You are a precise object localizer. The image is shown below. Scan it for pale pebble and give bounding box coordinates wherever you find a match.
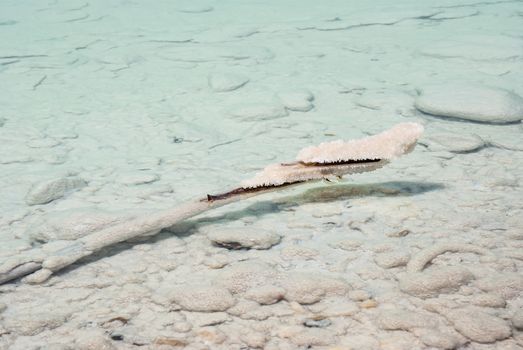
[441,306,512,343]
[75,330,116,350]
[2,311,68,336]
[280,273,350,304]
[116,172,159,185]
[415,84,523,124]
[278,326,336,347]
[196,327,227,344]
[399,266,474,298]
[413,328,465,350]
[165,284,236,312]
[278,89,314,112]
[424,132,485,153]
[512,309,523,330]
[475,273,523,299]
[244,285,285,305]
[240,330,267,348]
[208,72,249,92]
[374,251,410,268]
[308,297,359,317]
[377,309,437,330]
[185,312,230,327]
[218,261,279,294]
[229,102,288,121]
[25,176,87,205]
[27,207,129,242]
[207,228,281,250]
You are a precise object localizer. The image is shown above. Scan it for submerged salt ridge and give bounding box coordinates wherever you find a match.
[0,0,522,349]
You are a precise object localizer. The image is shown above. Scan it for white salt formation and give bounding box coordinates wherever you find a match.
[297,122,424,164]
[241,122,424,188]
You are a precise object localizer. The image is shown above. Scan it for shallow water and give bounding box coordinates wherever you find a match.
[1,0,522,349]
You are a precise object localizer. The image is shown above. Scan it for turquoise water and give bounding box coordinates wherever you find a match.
[1,1,522,349]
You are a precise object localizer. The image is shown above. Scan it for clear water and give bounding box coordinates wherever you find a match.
[0,1,522,349]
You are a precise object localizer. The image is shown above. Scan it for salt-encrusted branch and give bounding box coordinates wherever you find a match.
[0,122,424,285]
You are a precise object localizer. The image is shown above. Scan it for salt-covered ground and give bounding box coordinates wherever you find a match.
[1,0,523,349]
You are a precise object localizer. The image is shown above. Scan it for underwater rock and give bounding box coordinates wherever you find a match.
[348,289,371,301]
[176,4,214,13]
[374,251,410,269]
[153,337,187,347]
[166,284,236,312]
[419,35,523,61]
[331,239,362,251]
[353,90,414,114]
[244,285,285,305]
[387,229,411,238]
[229,102,288,121]
[37,343,73,350]
[438,306,511,343]
[377,309,437,330]
[304,318,332,328]
[415,84,523,123]
[307,296,359,317]
[185,312,230,327]
[512,309,523,330]
[226,300,273,320]
[116,172,159,186]
[207,228,281,250]
[337,335,380,350]
[278,326,336,347]
[475,273,523,299]
[25,176,87,205]
[172,321,192,333]
[280,245,319,260]
[278,89,314,112]
[280,272,350,304]
[26,137,61,148]
[468,294,506,308]
[226,299,260,317]
[399,266,474,298]
[2,311,68,336]
[240,330,267,348]
[423,132,485,153]
[208,72,249,92]
[0,150,33,164]
[196,327,227,345]
[75,330,116,350]
[203,254,229,269]
[218,261,279,294]
[27,207,129,242]
[412,328,465,350]
[360,299,378,309]
[22,268,53,284]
